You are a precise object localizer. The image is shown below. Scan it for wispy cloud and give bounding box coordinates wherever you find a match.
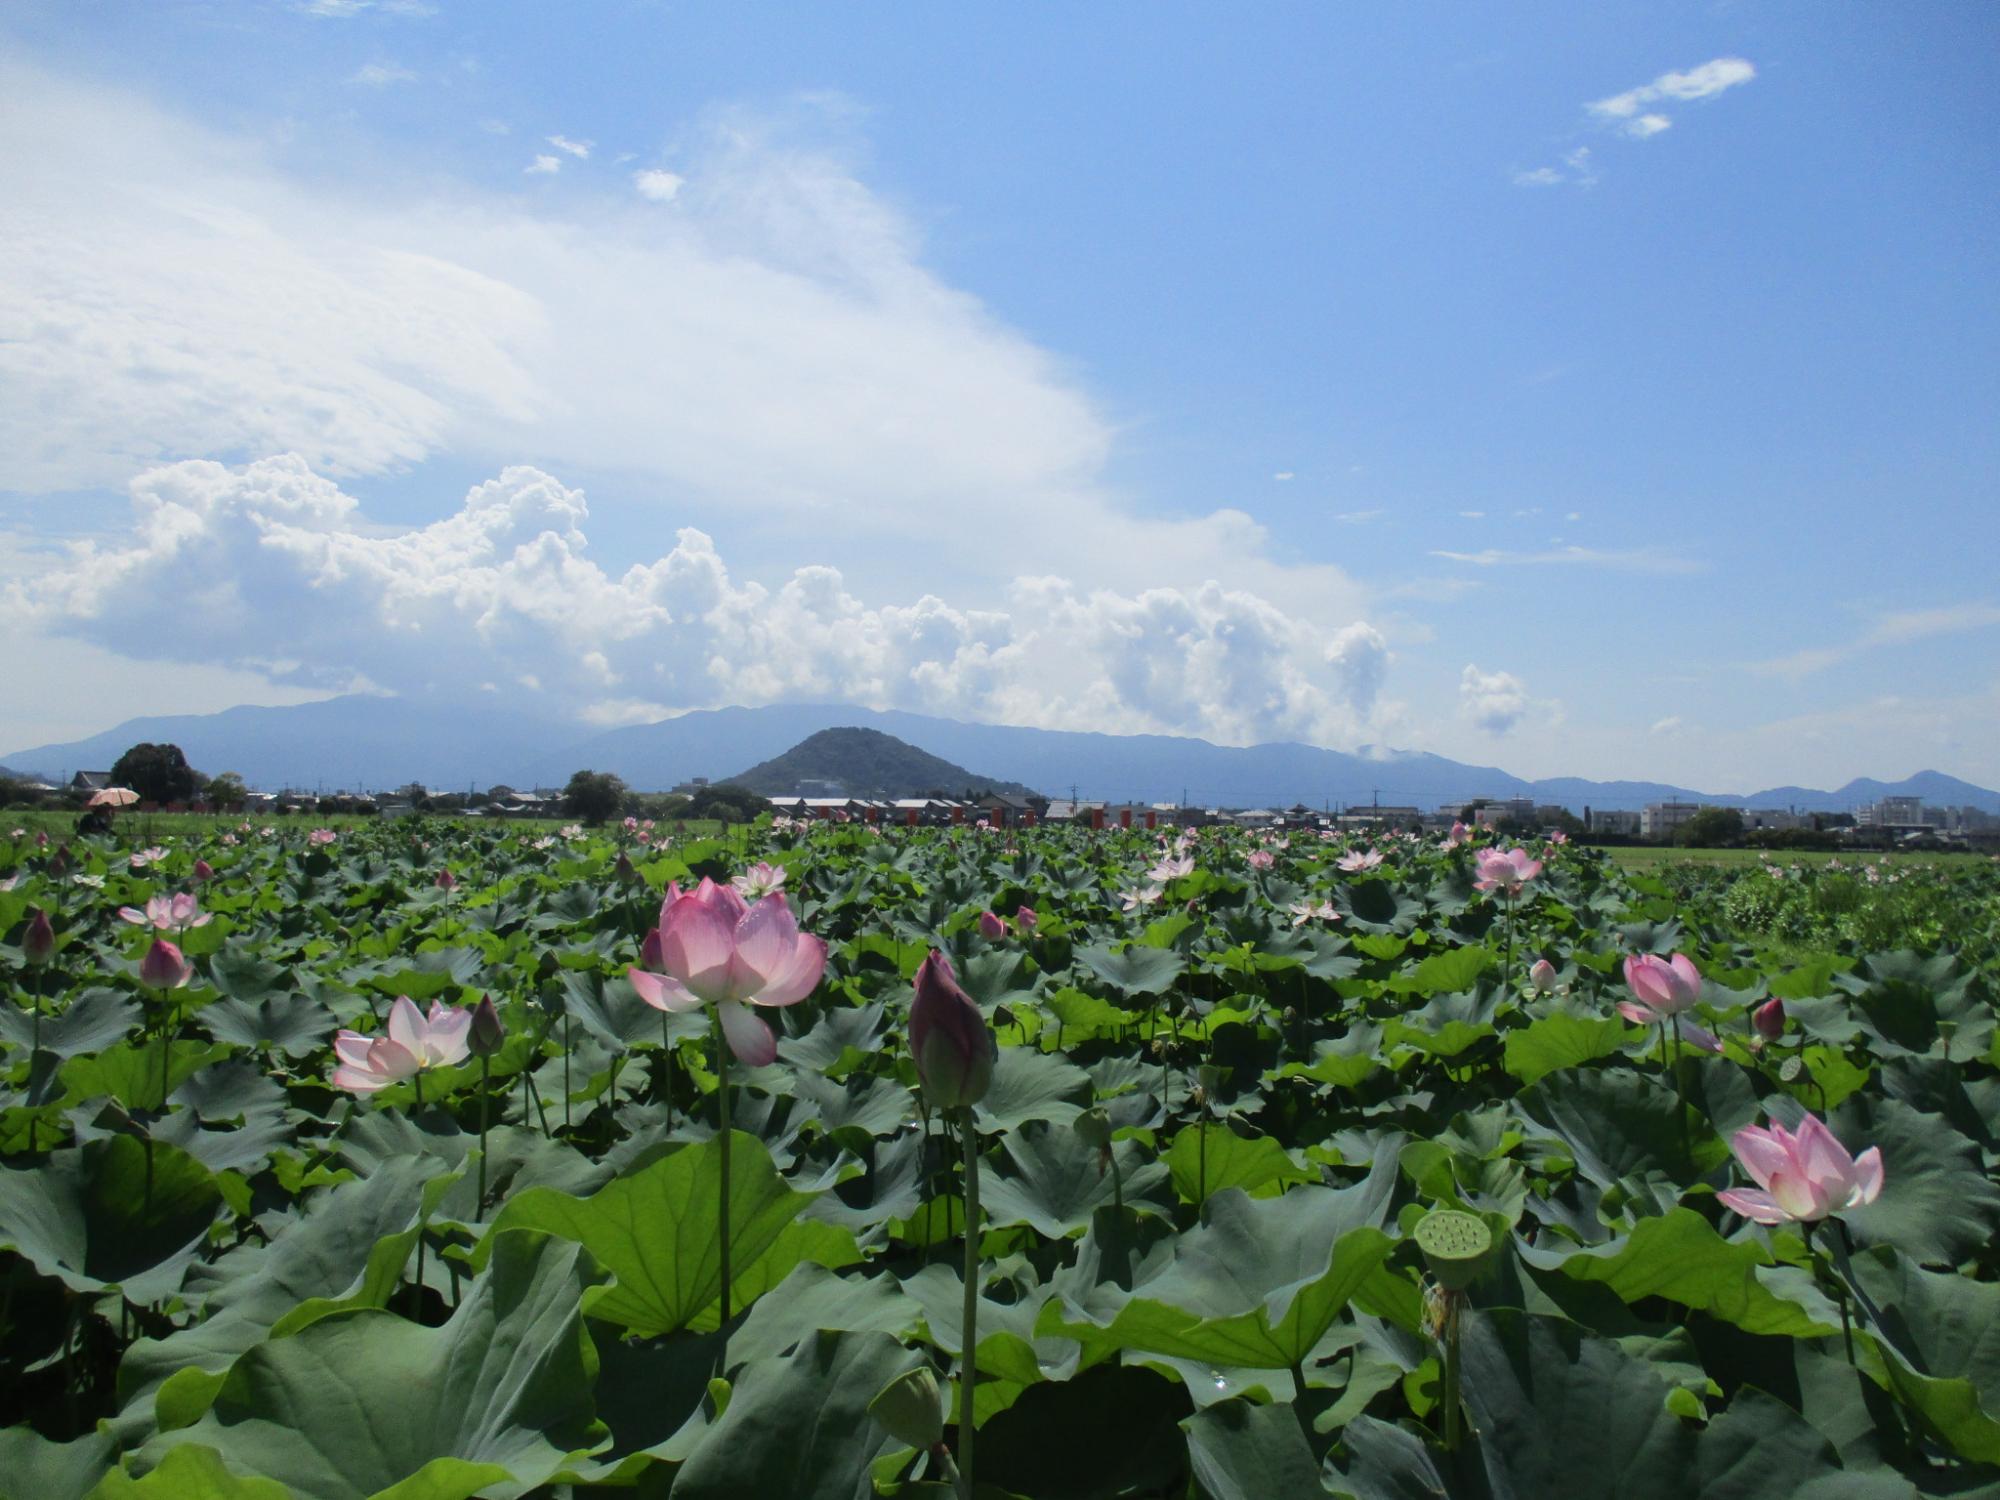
[1512,146,1597,190]
[1272,471,1294,482]
[297,0,435,17]
[1589,57,1756,138]
[1335,509,1384,525]
[525,153,561,175]
[1750,602,2000,679]
[546,134,593,160]
[348,61,416,87]
[632,168,684,202]
[1430,545,1700,574]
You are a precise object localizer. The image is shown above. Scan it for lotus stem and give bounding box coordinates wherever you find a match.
[713,1007,733,1364]
[476,1054,490,1213]
[1441,1288,1464,1452]
[957,1103,981,1500]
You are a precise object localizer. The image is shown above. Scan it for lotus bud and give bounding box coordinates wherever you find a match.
[469,994,506,1056]
[48,845,71,877]
[1528,958,1557,993]
[869,1365,945,1451]
[434,867,457,890]
[191,858,215,884]
[615,851,638,882]
[138,937,194,991]
[1015,905,1039,932]
[977,909,1008,940]
[638,926,665,971]
[1752,998,1785,1042]
[909,950,996,1109]
[22,906,54,966]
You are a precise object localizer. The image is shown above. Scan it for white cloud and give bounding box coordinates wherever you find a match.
[5,456,1396,751]
[1457,510,1485,519]
[297,0,435,16]
[632,168,684,202]
[349,62,416,87]
[525,153,561,174]
[1748,601,2000,679]
[1512,167,1563,188]
[1459,664,1551,737]
[1650,715,1683,735]
[1430,545,1700,574]
[546,134,593,159]
[1589,57,1755,136]
[1514,146,1598,191]
[1335,509,1383,524]
[1272,471,1294,482]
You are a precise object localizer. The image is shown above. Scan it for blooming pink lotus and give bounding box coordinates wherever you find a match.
[1443,821,1470,849]
[1619,952,1721,1052]
[1247,849,1276,871]
[307,828,337,847]
[119,893,212,931]
[1120,884,1164,912]
[909,950,996,1108]
[1147,854,1195,883]
[1288,899,1340,926]
[1337,850,1384,874]
[138,938,195,991]
[1717,1113,1884,1225]
[1473,847,1542,895]
[627,878,827,1066]
[331,997,474,1093]
[731,862,787,900]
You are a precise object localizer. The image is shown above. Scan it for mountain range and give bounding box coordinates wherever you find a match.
[6,696,1997,814]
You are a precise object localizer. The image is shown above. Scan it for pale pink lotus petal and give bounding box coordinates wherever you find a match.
[385,996,426,1053]
[628,968,705,1013]
[1771,1169,1832,1221]
[333,1031,376,1067]
[730,895,800,986]
[688,876,750,927]
[1667,954,1702,999]
[331,1063,391,1093]
[118,906,148,926]
[718,1000,777,1066]
[1624,955,1674,1010]
[1849,1147,1886,1206]
[1791,1113,1852,1191]
[1730,1126,1793,1192]
[1675,1017,1723,1054]
[662,899,737,1001]
[421,1004,473,1067]
[752,932,827,1009]
[1616,1000,1659,1025]
[1717,1187,1790,1225]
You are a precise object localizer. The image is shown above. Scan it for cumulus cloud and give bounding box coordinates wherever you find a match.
[1589,57,1755,136]
[632,168,684,202]
[7,456,1396,749]
[1459,664,1546,736]
[525,153,561,174]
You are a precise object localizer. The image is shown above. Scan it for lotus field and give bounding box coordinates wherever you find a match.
[5,816,2000,1499]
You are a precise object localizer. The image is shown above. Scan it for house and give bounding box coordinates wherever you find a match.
[71,771,113,792]
[972,793,1046,828]
[1640,801,1705,840]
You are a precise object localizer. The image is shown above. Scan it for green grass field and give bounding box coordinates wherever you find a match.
[1606,844,1989,870]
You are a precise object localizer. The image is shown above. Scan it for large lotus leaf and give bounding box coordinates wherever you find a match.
[1820,1096,2000,1265]
[60,1040,232,1113]
[204,951,292,1007]
[792,1068,913,1140]
[806,1128,930,1233]
[1847,1244,2000,1463]
[1500,1008,1626,1088]
[1385,946,1494,997]
[0,988,140,1062]
[1517,1066,1726,1191]
[1278,1024,1384,1091]
[118,1156,440,1414]
[0,1135,222,1301]
[1075,943,1187,998]
[1695,1388,1917,1500]
[86,1445,291,1500]
[142,1230,607,1500]
[1337,880,1423,934]
[972,1048,1094,1132]
[1046,1165,1398,1369]
[982,1119,1170,1237]
[977,1362,1192,1500]
[199,994,335,1058]
[478,1131,809,1336]
[955,948,1041,1010]
[1521,1208,1838,1337]
[727,1262,922,1368]
[553,969,659,1053]
[1382,988,1498,1060]
[361,945,486,1001]
[777,1000,887,1077]
[150,1102,294,1178]
[1833,951,1989,1062]
[0,1427,117,1500]
[1459,1310,1693,1500]
[1166,1122,1313,1206]
[1183,1398,1331,1500]
[1329,1413,1456,1500]
[669,1329,921,1500]
[171,1059,288,1124]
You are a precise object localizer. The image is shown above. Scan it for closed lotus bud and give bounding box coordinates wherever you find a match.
[48,846,70,877]
[909,950,996,1109]
[434,867,457,890]
[1753,998,1785,1042]
[638,926,665,971]
[138,937,194,991]
[1015,905,1039,932]
[869,1365,945,1451]
[615,851,638,882]
[977,909,1008,940]
[1528,958,1557,993]
[191,859,215,884]
[469,994,506,1056]
[22,906,54,966]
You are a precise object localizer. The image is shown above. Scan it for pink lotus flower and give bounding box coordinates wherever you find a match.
[307,828,337,846]
[1288,899,1340,926]
[1717,1114,1884,1225]
[1547,830,1569,846]
[1247,849,1276,871]
[1147,854,1195,883]
[627,878,827,1066]
[22,907,55,966]
[129,847,170,868]
[909,950,996,1109]
[120,893,211,931]
[1619,953,1702,1021]
[1528,958,1557,993]
[1443,821,1470,849]
[1120,884,1164,912]
[1015,905,1039,932]
[731,862,787,900]
[191,858,215,883]
[1337,850,1384,874]
[138,938,195,991]
[1752,998,1786,1042]
[434,868,457,890]
[1473,847,1542,895]
[977,909,1009,940]
[331,997,474,1093]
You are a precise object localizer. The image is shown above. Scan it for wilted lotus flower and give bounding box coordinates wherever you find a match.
[331,996,474,1093]
[1015,905,1039,932]
[1718,1113,1884,1225]
[22,907,54,966]
[977,909,1008,940]
[138,938,195,991]
[627,878,827,1066]
[1528,958,1557,993]
[909,950,996,1109]
[1473,848,1542,895]
[1752,997,1786,1042]
[119,893,212,931]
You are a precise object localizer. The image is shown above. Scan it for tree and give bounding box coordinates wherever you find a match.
[685,783,769,825]
[562,769,628,825]
[1675,807,1745,848]
[207,772,249,811]
[110,742,197,806]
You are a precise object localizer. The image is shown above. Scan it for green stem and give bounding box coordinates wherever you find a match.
[476,1055,490,1214]
[957,1105,981,1500]
[1196,1119,1207,1210]
[28,970,41,1155]
[564,1014,573,1132]
[713,1008,733,1362]
[1442,1290,1463,1452]
[413,1071,424,1112]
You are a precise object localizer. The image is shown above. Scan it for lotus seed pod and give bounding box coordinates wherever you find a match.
[869,1365,945,1451]
[1415,1209,1495,1291]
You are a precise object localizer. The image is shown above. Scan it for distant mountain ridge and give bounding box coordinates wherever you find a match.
[7,696,1998,815]
[724,727,1039,800]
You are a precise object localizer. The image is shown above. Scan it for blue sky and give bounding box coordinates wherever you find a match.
[2,1,1996,791]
